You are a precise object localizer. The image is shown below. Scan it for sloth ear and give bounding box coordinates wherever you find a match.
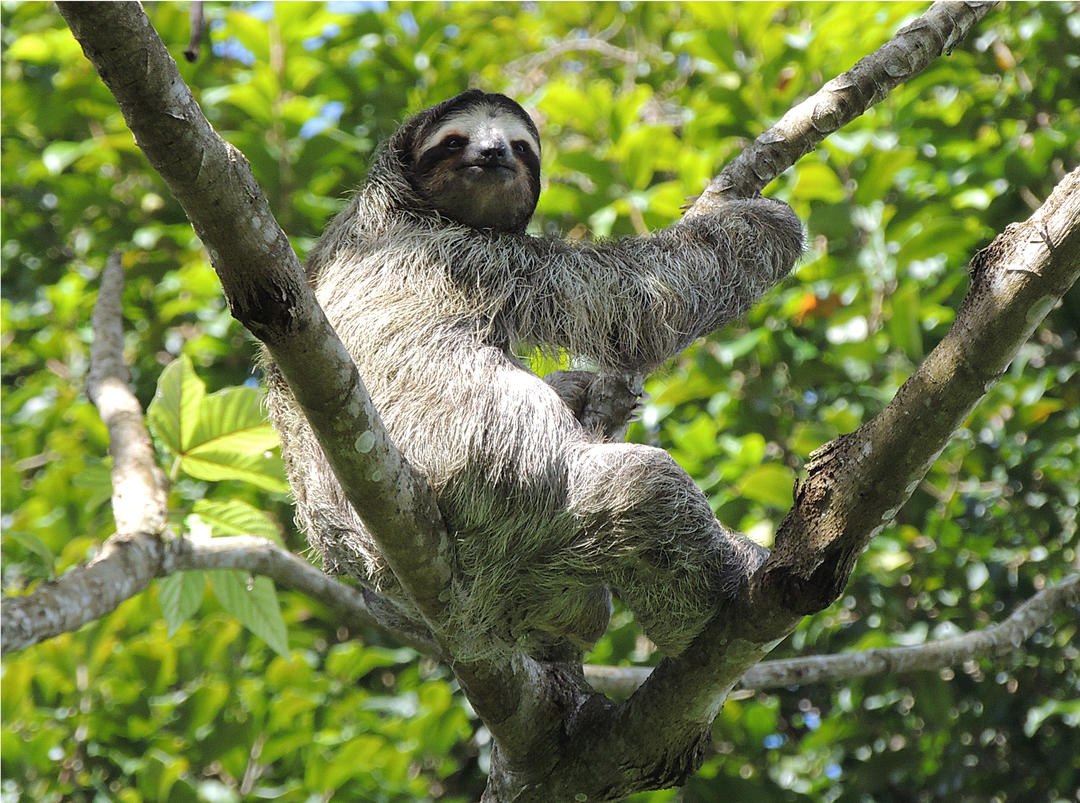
[390,116,424,167]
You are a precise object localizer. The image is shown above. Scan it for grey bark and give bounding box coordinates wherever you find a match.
[584,574,1080,696]
[2,255,431,656]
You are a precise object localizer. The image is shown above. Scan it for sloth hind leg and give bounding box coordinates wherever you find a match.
[564,442,768,655]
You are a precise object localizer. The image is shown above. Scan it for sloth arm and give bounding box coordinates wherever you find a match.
[501,198,803,372]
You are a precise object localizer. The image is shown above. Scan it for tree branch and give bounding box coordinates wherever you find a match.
[696,0,1000,204]
[55,0,454,641]
[175,535,441,656]
[2,254,436,657]
[87,253,169,538]
[583,574,1080,696]
[0,532,442,658]
[55,0,539,757]
[2,252,170,654]
[766,166,1080,617]
[589,167,1080,786]
[2,534,163,655]
[183,1,205,63]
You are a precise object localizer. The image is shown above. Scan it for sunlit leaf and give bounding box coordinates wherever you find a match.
[793,161,847,203]
[192,498,282,543]
[187,386,279,456]
[41,140,97,175]
[147,355,205,454]
[735,464,796,509]
[887,283,923,362]
[208,570,289,659]
[159,571,206,636]
[179,451,289,493]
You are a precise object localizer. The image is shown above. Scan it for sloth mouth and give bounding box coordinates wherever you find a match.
[459,164,515,179]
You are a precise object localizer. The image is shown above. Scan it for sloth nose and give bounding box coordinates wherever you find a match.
[476,141,508,164]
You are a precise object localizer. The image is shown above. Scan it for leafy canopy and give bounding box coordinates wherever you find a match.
[2,3,1077,801]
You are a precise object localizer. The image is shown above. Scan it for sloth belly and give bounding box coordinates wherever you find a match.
[366,337,581,513]
[298,295,614,653]
[344,322,582,545]
[379,344,611,655]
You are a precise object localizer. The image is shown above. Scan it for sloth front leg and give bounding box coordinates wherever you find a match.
[543,370,645,442]
[563,441,768,654]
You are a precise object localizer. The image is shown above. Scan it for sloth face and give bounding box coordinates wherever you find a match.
[405,92,541,233]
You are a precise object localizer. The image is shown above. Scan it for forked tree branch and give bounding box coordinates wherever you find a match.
[3,255,171,655]
[0,532,439,657]
[55,1,456,645]
[1,255,433,656]
[598,167,1080,793]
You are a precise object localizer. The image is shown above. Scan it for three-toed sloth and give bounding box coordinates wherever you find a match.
[266,90,803,658]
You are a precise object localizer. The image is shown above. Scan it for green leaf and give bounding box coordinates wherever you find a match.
[954,187,993,210]
[1024,699,1080,737]
[887,283,923,362]
[793,161,848,203]
[158,571,206,636]
[6,28,82,63]
[191,498,282,543]
[711,329,767,366]
[222,9,273,67]
[209,570,289,659]
[148,361,283,488]
[896,216,975,264]
[3,530,56,570]
[147,354,204,454]
[735,464,796,509]
[42,141,97,175]
[855,147,917,205]
[70,459,114,512]
[650,374,723,407]
[741,698,779,741]
[187,386,280,456]
[179,451,288,493]
[325,643,417,681]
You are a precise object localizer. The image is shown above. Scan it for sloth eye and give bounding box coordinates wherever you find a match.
[444,135,467,150]
[512,140,529,155]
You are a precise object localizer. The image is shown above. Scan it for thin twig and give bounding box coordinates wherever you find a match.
[86,253,169,537]
[584,574,1080,696]
[183,1,205,63]
[2,256,436,656]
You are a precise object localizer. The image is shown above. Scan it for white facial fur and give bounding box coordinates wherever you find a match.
[415,106,540,158]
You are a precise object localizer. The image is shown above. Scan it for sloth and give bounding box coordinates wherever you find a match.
[265,90,803,658]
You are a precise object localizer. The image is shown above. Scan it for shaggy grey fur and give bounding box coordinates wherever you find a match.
[265,92,803,658]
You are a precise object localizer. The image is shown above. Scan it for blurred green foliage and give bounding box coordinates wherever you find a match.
[2,2,1078,801]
